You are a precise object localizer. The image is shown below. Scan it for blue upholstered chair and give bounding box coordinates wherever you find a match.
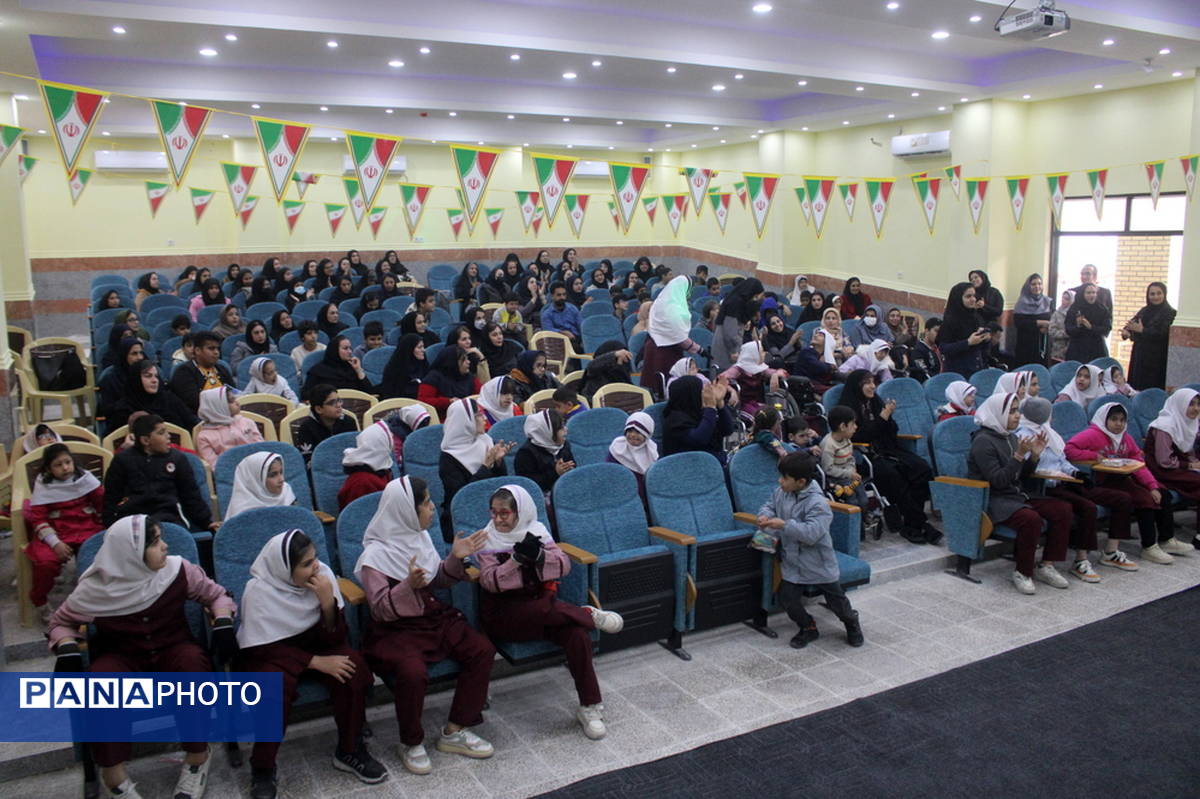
[565,407,627,467]
[291,300,327,323]
[310,431,361,518]
[969,367,1005,397]
[581,303,615,319]
[140,293,188,317]
[487,415,526,474]
[401,424,445,508]
[1049,360,1083,396]
[244,302,286,324]
[362,346,394,386]
[581,315,626,353]
[1133,388,1167,436]
[877,376,933,463]
[383,296,414,315]
[361,309,402,329]
[215,442,313,518]
[197,304,225,328]
[236,352,297,388]
[426,264,458,293]
[1015,363,1052,397]
[1050,400,1089,443]
[822,383,844,414]
[1090,356,1120,370]
[923,371,964,416]
[643,401,666,446]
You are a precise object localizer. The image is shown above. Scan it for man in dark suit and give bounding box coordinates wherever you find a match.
[169,330,234,412]
[1071,264,1113,309]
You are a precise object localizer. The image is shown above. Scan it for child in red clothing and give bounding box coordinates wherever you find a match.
[22,443,105,622]
[337,421,395,509]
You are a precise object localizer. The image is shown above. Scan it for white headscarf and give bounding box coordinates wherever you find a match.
[647,275,693,347]
[608,411,658,474]
[1090,401,1127,451]
[858,339,892,376]
[523,409,563,455]
[482,483,554,551]
[669,357,695,379]
[812,326,838,366]
[198,386,234,426]
[734,340,768,376]
[397,405,431,432]
[993,371,1030,397]
[68,515,184,616]
[441,398,493,474]
[342,421,395,472]
[24,425,62,453]
[354,476,442,583]
[1148,388,1199,453]
[1058,364,1103,407]
[940,381,977,415]
[226,452,296,519]
[243,357,296,401]
[30,464,102,506]
[1099,365,1127,395]
[236,529,343,649]
[478,376,515,422]
[974,392,1017,436]
[788,275,808,306]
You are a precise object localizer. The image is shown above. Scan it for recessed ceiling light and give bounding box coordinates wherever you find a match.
[567,144,573,149]
[510,53,521,61]
[931,30,950,40]
[842,120,850,125]
[664,123,673,128]
[712,126,720,130]
[750,134,758,139]
[225,33,238,42]
[388,59,404,67]
[886,2,900,9]
[1022,93,1032,99]
[592,60,602,67]
[562,71,577,79]
[752,3,773,13]
[1093,83,1103,89]
[419,46,431,54]
[319,106,328,111]
[960,96,969,102]
[969,14,982,22]
[506,114,515,120]
[734,73,744,80]
[1173,71,1184,77]
[855,85,865,92]
[712,83,726,91]
[1159,47,1171,55]
[432,140,438,144]
[887,113,895,119]
[648,148,654,152]
[938,106,946,111]
[221,134,229,139]
[910,91,920,97]
[667,66,677,73]
[616,120,624,125]
[448,111,457,116]
[198,47,218,57]
[801,126,809,131]
[102,131,111,136]
[112,25,126,34]
[562,117,571,122]
[250,103,260,109]
[797,80,808,86]
[691,143,697,147]
[385,108,394,114]
[720,139,726,143]
[330,136,338,141]
[37,129,45,134]
[1102,38,1115,46]
[522,142,529,146]
[757,129,764,133]
[326,40,338,48]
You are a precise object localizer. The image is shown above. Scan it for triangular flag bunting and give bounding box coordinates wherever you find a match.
[1006,176,1030,230]
[449,144,501,226]
[283,200,305,233]
[911,175,941,234]
[965,178,989,234]
[145,180,169,217]
[367,206,387,239]
[531,205,545,235]
[39,81,106,176]
[455,189,476,234]
[486,207,504,238]
[398,183,433,237]
[447,208,466,240]
[220,162,257,215]
[709,191,731,234]
[150,100,212,187]
[254,117,311,203]
[864,178,894,239]
[607,200,621,230]
[1144,161,1165,209]
[1046,173,1069,229]
[343,177,366,228]
[642,196,658,224]
[345,131,402,215]
[733,181,747,208]
[531,153,577,228]
[609,161,651,232]
[683,167,714,216]
[291,171,318,199]
[68,168,93,205]
[515,191,540,232]
[1181,155,1198,202]
[325,203,347,235]
[190,188,215,222]
[804,176,836,238]
[744,173,780,238]
[17,154,37,183]
[838,182,858,221]
[794,185,811,225]
[1086,168,1108,219]
[240,195,259,229]
[944,165,962,199]
[665,195,686,237]
[564,194,589,238]
[0,124,26,168]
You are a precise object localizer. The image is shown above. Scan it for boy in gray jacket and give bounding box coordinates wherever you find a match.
[757,452,864,649]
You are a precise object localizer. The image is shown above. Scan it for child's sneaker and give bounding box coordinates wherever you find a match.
[435,728,493,759]
[1099,549,1138,571]
[1160,537,1192,555]
[584,606,624,634]
[1034,562,1069,589]
[789,624,820,649]
[1012,570,1036,595]
[1069,559,1100,583]
[1141,544,1174,564]
[749,530,778,553]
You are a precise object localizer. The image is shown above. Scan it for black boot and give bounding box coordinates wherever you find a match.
[790,624,820,649]
[843,611,865,647]
[250,767,277,799]
[883,505,903,533]
[900,527,928,545]
[923,523,943,545]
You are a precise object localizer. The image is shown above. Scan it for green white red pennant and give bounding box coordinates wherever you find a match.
[965,178,989,234]
[283,200,305,233]
[292,172,317,199]
[804,176,836,238]
[455,189,475,234]
[325,203,347,235]
[221,162,257,215]
[39,81,107,176]
[343,177,366,228]
[368,206,387,239]
[1086,168,1108,219]
[150,100,212,187]
[398,183,433,237]
[18,154,36,183]
[608,161,651,232]
[1144,161,1165,209]
[450,144,501,226]
[531,205,545,235]
[684,167,714,216]
[190,188,215,222]
[485,208,504,238]
[838,182,857,221]
[709,192,731,234]
[145,180,169,217]
[665,194,687,237]
[240,196,259,229]
[607,200,620,231]
[733,181,747,208]
[447,208,466,240]
[515,191,540,232]
[0,124,25,168]
[1006,176,1030,230]
[642,196,658,224]
[531,153,577,228]
[1181,155,1198,202]
[864,178,894,239]
[944,165,962,199]
[911,175,941,234]
[1045,173,1069,228]
[68,168,94,205]
[254,117,311,203]
[345,131,402,217]
[564,194,589,238]
[743,173,780,238]
[793,185,811,225]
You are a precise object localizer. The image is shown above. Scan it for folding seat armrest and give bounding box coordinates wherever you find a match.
[828,501,860,514]
[558,542,597,565]
[731,512,760,527]
[337,578,365,605]
[934,476,989,489]
[648,526,696,546]
[464,565,481,581]
[314,511,336,524]
[897,434,923,440]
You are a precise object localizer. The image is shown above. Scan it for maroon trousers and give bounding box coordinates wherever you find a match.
[1047,483,1134,551]
[481,591,601,706]
[1097,474,1176,547]
[1000,497,1072,577]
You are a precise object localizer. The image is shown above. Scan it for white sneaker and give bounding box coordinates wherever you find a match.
[105,779,143,799]
[576,704,606,740]
[1159,538,1192,556]
[585,605,624,634]
[1099,549,1139,571]
[1034,563,1069,589]
[1011,570,1036,595]
[1141,544,1175,565]
[172,748,211,799]
[401,744,432,775]
[1069,559,1101,583]
[435,728,494,759]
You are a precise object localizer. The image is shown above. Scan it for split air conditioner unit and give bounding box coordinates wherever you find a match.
[572,160,610,178]
[93,150,169,172]
[891,130,950,158]
[341,154,407,176]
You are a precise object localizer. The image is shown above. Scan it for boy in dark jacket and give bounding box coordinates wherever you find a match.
[169,330,234,412]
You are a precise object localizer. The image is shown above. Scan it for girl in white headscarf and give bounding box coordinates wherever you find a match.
[194,386,264,468]
[226,451,297,519]
[46,515,236,799]
[937,381,977,420]
[640,275,703,399]
[1099,364,1138,398]
[1054,364,1103,408]
[993,370,1031,401]
[667,355,708,390]
[22,423,61,455]
[338,421,395,510]
[354,476,493,776]
[236,529,385,791]
[514,409,576,494]
[719,339,787,417]
[438,398,511,541]
[607,411,658,501]
[474,483,623,741]
[837,339,894,382]
[243,357,299,403]
[1145,389,1200,546]
[477,375,519,428]
[386,404,432,464]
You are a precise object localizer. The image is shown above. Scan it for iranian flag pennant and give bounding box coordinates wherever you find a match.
[283,200,305,233]
[150,100,212,187]
[665,194,687,237]
[531,153,577,228]
[220,162,257,215]
[515,191,540,232]
[486,207,504,238]
[642,195,658,224]
[911,175,941,234]
[709,191,731,234]
[292,171,318,199]
[1005,176,1030,230]
[531,205,545,235]
[240,195,259,229]
[17,153,37,183]
[450,144,501,226]
[1046,173,1069,229]
[325,203,347,235]
[564,194,589,238]
[793,185,811,225]
[864,178,894,239]
[733,181,747,208]
[838,182,858,221]
[368,206,388,239]
[1086,168,1108,219]
[447,208,466,240]
[1181,155,1198,202]
[68,168,94,205]
[683,167,714,215]
[343,176,366,228]
[607,200,620,230]
[0,124,25,168]
[398,183,433,237]
[965,178,989,234]
[190,188,215,222]
[804,176,836,238]
[455,189,476,234]
[944,165,962,199]
[345,131,402,216]
[1144,161,1165,209]
[145,180,169,217]
[39,81,107,176]
[744,173,780,238]
[254,117,311,203]
[609,161,651,232]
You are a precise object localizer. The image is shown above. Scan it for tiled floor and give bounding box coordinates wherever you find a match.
[5,533,1199,799]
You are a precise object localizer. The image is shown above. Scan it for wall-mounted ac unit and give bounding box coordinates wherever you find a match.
[93,150,168,172]
[891,130,950,158]
[341,154,407,175]
[573,160,610,178]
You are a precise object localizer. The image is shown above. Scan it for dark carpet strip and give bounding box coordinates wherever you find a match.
[539,587,1200,799]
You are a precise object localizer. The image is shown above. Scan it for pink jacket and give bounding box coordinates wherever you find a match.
[475,542,570,594]
[359,555,470,621]
[189,295,230,322]
[195,415,264,468]
[1064,424,1159,490]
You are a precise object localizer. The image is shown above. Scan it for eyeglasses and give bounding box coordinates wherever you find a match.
[488,508,514,519]
[323,398,344,407]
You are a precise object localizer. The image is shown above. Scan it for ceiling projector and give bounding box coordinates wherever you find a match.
[996,1,1071,40]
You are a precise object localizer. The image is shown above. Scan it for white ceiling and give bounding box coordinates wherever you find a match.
[1,0,1196,148]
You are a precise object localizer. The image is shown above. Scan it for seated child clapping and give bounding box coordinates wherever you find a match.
[821,405,881,538]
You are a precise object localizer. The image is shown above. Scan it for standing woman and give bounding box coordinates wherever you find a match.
[968,270,1004,324]
[237,530,385,798]
[937,282,990,377]
[438,398,511,539]
[1011,274,1053,366]
[712,277,764,370]
[1124,281,1176,391]
[839,277,872,320]
[1064,283,1112,362]
[640,275,702,397]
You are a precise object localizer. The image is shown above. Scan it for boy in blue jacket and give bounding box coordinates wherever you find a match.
[757,452,864,649]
